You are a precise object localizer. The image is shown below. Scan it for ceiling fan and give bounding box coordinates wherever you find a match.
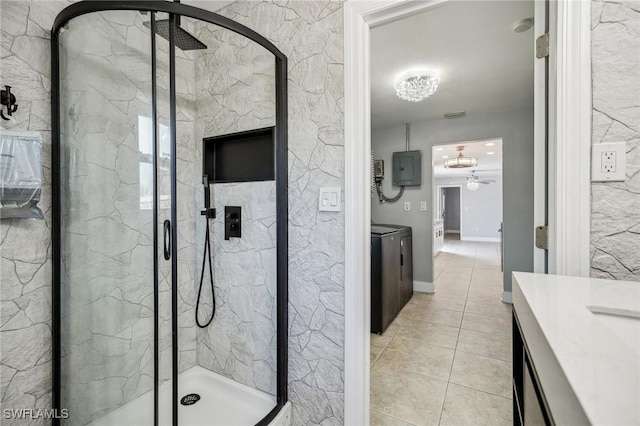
[451,170,496,191]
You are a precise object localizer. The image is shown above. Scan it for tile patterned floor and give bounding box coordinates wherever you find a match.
[370,236,512,426]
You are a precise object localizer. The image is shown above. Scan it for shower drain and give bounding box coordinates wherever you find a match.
[180,394,201,406]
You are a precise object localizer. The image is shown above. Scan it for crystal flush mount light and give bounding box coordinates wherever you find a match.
[444,145,478,168]
[395,70,440,102]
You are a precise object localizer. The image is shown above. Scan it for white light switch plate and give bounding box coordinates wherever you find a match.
[592,142,626,182]
[318,187,341,211]
[404,202,410,211]
[420,201,427,211]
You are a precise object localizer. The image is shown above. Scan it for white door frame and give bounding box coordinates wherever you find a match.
[343,0,591,424]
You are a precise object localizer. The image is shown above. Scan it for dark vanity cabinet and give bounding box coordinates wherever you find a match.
[513,313,553,426]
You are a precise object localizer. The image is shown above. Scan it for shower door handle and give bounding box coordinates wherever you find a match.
[163,220,171,260]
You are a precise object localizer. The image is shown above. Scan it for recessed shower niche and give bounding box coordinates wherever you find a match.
[51,2,288,425]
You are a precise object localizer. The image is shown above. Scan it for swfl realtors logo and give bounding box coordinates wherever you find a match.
[3,408,69,419]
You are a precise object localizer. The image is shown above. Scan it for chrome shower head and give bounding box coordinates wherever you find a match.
[143,19,207,51]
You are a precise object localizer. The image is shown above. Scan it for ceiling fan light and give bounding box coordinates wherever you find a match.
[467,180,479,191]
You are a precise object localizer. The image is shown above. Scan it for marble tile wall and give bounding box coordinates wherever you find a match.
[0,3,200,424]
[208,2,346,424]
[1,2,70,425]
[193,21,278,396]
[590,0,640,282]
[1,1,346,425]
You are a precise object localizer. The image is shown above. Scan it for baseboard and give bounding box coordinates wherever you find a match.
[414,281,435,293]
[445,230,460,234]
[501,291,512,304]
[461,237,501,242]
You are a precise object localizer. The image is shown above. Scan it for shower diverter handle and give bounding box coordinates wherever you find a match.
[163,220,171,260]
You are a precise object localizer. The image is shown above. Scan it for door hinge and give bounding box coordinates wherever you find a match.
[535,225,548,250]
[536,33,549,59]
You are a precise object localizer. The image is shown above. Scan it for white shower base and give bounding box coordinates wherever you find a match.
[89,366,289,426]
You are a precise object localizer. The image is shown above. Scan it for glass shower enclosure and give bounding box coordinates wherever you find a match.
[51,2,288,425]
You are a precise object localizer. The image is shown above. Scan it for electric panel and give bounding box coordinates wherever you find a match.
[392,150,421,186]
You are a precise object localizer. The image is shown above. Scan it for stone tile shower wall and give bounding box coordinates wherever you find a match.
[210,2,346,424]
[590,0,640,281]
[1,2,70,424]
[1,1,346,424]
[0,4,199,425]
[193,23,278,395]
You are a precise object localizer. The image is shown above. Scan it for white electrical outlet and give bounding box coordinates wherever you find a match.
[592,143,626,182]
[404,202,411,211]
[420,201,427,211]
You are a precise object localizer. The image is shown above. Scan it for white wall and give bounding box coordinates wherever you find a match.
[436,176,503,241]
[372,106,533,292]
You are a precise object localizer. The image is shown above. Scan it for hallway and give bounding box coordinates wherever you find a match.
[370,237,512,425]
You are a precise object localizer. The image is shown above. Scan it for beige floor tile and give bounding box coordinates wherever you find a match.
[413,294,466,312]
[396,302,416,319]
[370,409,417,426]
[449,351,512,398]
[467,282,503,294]
[371,333,392,365]
[440,383,512,425]
[383,315,409,337]
[410,306,463,328]
[440,266,474,277]
[434,287,469,300]
[437,279,471,288]
[456,329,512,362]
[464,298,512,320]
[371,365,447,426]
[461,312,511,336]
[397,320,459,349]
[374,337,455,381]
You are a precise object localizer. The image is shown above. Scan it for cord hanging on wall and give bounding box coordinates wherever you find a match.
[0,86,18,121]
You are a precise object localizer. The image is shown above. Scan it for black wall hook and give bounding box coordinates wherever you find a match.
[1,85,18,121]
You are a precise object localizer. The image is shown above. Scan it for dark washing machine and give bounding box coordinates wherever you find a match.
[371,226,401,334]
[376,224,414,309]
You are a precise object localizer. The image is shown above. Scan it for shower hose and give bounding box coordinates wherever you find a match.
[196,217,216,328]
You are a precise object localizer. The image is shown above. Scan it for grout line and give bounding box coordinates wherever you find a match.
[446,381,513,401]
[453,346,512,364]
[370,409,420,426]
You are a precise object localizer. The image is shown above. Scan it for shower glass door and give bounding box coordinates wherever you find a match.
[152,11,176,424]
[54,3,287,425]
[57,9,156,425]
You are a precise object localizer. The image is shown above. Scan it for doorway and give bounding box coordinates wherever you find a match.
[367,1,526,424]
[344,0,592,423]
[441,187,460,236]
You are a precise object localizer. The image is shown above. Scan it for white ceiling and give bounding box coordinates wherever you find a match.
[370,1,534,129]
[433,138,503,179]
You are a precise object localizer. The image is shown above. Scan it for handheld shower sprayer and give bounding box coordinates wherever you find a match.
[196,175,216,327]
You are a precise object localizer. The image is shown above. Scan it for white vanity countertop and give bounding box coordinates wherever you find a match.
[513,272,640,425]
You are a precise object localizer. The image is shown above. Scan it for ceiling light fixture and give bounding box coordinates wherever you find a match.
[435,147,444,151]
[487,151,495,155]
[444,145,478,168]
[395,70,440,102]
[467,176,479,191]
[442,155,450,159]
[485,142,495,146]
